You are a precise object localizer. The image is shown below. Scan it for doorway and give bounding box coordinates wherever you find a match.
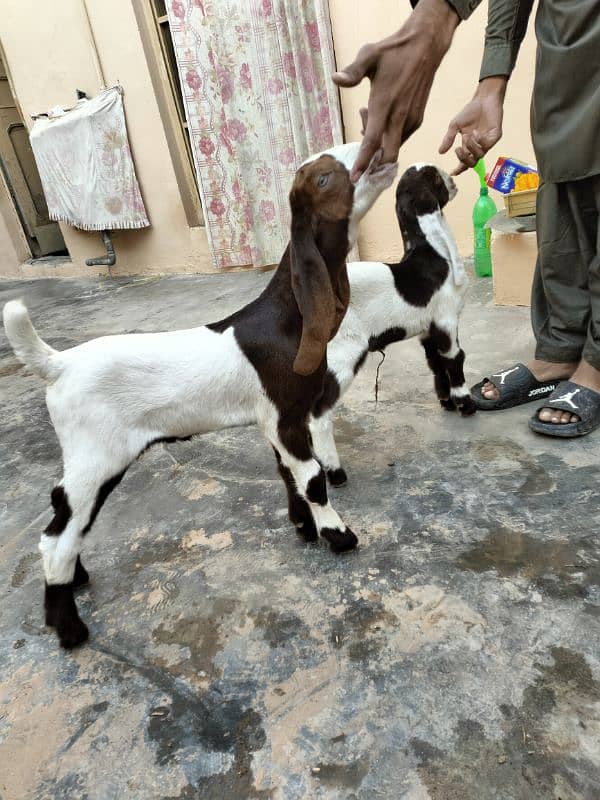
[0,54,66,258]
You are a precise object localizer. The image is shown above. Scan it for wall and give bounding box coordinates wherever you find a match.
[0,0,213,278]
[329,0,537,261]
[0,0,537,278]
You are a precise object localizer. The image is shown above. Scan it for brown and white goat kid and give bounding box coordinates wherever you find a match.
[304,164,477,487]
[3,143,397,649]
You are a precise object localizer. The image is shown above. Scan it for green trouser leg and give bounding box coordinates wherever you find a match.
[531,175,600,371]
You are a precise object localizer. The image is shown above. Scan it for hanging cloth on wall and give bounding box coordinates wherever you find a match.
[167,0,343,269]
[29,86,149,231]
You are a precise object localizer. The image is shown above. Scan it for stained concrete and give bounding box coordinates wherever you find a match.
[1,273,599,800]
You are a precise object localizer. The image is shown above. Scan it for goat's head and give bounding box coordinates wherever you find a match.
[288,145,397,376]
[395,163,465,285]
[303,142,398,247]
[396,163,457,218]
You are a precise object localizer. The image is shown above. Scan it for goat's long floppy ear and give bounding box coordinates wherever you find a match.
[290,213,336,376]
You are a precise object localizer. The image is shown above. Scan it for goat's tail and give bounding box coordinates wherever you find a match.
[3,300,60,381]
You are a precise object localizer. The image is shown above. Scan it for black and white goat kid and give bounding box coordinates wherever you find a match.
[308,164,477,487]
[3,143,397,649]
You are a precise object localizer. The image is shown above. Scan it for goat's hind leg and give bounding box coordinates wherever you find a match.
[49,486,89,588]
[421,335,454,411]
[422,324,476,416]
[42,458,127,649]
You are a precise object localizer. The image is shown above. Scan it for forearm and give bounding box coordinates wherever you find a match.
[480,0,534,80]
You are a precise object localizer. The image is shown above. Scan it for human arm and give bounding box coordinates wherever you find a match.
[439,0,534,173]
[332,0,474,181]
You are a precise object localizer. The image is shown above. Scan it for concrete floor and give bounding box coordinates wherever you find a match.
[1,272,599,800]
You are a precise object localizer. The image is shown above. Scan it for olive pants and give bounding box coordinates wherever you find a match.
[532,174,600,370]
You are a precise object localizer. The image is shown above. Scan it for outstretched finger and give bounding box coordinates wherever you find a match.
[451,161,469,176]
[439,121,459,154]
[381,105,407,164]
[351,92,387,181]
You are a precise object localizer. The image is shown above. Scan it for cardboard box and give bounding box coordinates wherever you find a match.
[491,229,538,306]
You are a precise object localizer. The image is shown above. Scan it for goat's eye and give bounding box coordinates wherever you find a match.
[318,174,329,188]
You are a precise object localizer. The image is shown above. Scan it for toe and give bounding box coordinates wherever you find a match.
[482,381,499,400]
[538,408,553,422]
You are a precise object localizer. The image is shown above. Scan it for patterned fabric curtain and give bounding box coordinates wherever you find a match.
[167,0,343,269]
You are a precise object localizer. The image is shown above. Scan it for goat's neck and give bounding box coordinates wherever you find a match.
[397,206,465,285]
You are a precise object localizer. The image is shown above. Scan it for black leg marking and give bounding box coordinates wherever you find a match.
[306,470,327,505]
[321,527,358,553]
[327,467,348,487]
[428,322,452,354]
[421,337,453,409]
[278,422,313,461]
[45,583,89,649]
[72,555,90,589]
[273,449,317,541]
[45,486,72,535]
[443,348,466,387]
[82,469,127,535]
[440,349,477,417]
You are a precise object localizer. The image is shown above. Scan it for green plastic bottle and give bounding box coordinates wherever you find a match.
[472,160,497,277]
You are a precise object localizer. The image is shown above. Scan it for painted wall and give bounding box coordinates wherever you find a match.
[329,0,537,261]
[0,0,537,277]
[0,0,212,278]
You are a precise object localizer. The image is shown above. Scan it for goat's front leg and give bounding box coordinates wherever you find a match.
[422,324,476,416]
[309,411,347,487]
[273,448,318,540]
[261,415,357,553]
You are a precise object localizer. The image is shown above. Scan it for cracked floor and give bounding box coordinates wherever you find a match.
[1,272,599,799]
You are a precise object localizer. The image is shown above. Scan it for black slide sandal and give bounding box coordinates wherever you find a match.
[529,380,600,438]
[471,363,560,411]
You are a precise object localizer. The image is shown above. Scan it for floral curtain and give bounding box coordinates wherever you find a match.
[167,0,343,269]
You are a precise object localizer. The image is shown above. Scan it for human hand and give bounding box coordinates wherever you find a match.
[439,76,508,174]
[332,0,460,181]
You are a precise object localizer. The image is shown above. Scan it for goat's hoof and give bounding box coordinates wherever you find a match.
[58,618,89,650]
[322,526,358,553]
[45,583,89,649]
[440,397,456,411]
[72,556,90,589]
[327,468,348,487]
[459,396,477,416]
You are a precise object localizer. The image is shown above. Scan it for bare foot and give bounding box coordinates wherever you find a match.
[481,359,577,402]
[537,360,600,424]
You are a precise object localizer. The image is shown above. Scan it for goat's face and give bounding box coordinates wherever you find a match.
[302,143,398,246]
[397,164,458,215]
[290,154,354,223]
